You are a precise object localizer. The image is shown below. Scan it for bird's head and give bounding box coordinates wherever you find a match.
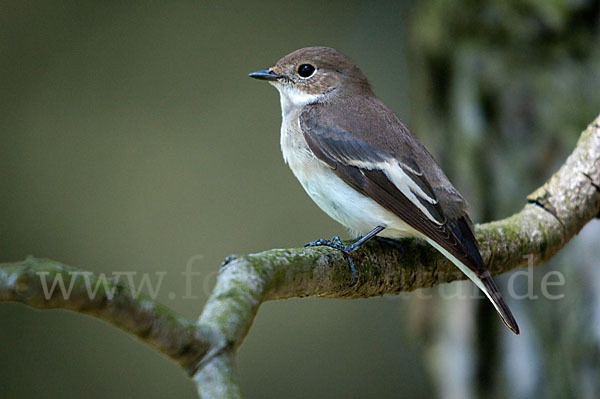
[249,47,373,111]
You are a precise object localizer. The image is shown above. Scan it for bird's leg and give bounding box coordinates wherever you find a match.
[304,225,386,253]
[304,225,385,283]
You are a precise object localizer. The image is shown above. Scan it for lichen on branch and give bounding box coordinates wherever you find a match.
[1,115,599,399]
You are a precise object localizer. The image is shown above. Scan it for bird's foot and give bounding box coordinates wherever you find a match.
[304,236,358,284]
[304,236,350,252]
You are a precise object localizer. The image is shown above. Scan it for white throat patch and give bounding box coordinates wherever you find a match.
[272,83,322,115]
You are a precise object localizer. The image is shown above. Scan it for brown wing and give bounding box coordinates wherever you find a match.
[299,103,488,277]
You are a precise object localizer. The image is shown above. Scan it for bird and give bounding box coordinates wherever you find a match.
[248,46,519,334]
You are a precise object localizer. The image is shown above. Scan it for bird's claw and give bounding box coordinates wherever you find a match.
[304,236,349,252]
[304,236,358,285]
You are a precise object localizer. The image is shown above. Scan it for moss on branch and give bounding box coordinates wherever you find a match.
[1,115,599,398]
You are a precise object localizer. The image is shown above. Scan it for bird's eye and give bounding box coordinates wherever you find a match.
[297,64,316,78]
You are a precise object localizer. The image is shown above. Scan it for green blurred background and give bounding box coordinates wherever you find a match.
[1,1,599,398]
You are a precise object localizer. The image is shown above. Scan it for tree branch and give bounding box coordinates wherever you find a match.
[0,258,217,374]
[1,115,599,398]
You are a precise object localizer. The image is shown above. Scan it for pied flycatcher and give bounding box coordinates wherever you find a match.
[249,47,519,334]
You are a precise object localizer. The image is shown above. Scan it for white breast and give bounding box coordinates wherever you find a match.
[278,111,415,239]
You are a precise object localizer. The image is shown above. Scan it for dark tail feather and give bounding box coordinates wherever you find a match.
[480,272,520,335]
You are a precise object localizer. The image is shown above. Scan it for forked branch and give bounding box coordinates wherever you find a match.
[1,115,599,398]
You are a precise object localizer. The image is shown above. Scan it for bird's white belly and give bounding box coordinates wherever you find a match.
[280,122,417,239]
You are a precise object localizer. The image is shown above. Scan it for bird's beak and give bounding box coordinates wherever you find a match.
[248,69,283,81]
